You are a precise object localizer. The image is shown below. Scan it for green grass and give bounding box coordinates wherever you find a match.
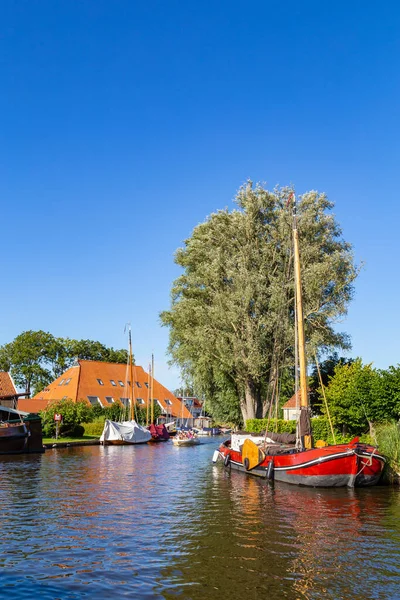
[43,435,99,444]
[375,422,400,483]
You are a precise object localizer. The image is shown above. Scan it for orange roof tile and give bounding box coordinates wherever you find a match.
[0,372,17,398]
[281,391,301,409]
[25,360,191,419]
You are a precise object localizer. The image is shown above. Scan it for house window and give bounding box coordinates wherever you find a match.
[135,381,142,388]
[87,396,102,406]
[144,382,149,388]
[165,399,172,406]
[110,380,117,386]
[58,379,65,386]
[137,398,145,405]
[105,396,114,404]
[118,381,124,387]
[155,399,165,412]
[97,379,104,386]
[120,397,130,407]
[64,378,71,385]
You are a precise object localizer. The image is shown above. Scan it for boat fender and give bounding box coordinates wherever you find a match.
[266,459,274,480]
[243,457,250,471]
[224,453,231,467]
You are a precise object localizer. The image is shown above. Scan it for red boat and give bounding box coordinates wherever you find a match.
[148,423,170,443]
[216,433,385,487]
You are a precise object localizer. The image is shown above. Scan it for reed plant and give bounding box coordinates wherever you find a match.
[375,422,400,484]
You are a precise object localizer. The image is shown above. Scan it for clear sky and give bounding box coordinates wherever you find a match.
[1,1,399,391]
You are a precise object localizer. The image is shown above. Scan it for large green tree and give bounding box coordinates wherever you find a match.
[161,183,357,424]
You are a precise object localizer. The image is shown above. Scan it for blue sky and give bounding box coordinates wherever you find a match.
[1,1,399,391]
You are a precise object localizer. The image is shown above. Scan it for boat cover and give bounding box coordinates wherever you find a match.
[100,419,152,444]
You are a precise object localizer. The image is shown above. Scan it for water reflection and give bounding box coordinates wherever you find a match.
[0,442,399,599]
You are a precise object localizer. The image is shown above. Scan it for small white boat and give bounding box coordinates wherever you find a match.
[172,435,200,447]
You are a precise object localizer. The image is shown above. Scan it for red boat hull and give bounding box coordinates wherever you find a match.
[218,439,385,487]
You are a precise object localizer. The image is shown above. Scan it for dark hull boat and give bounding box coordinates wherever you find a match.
[0,423,30,454]
[216,434,385,488]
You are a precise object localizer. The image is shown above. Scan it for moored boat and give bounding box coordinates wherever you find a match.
[148,422,170,442]
[100,324,152,445]
[172,433,200,447]
[0,407,44,454]
[215,433,385,487]
[100,419,151,445]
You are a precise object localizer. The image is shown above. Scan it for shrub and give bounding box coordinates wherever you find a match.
[83,421,105,437]
[39,399,93,438]
[245,418,297,434]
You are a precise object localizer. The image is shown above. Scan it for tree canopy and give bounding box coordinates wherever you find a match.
[161,182,357,425]
[0,331,129,396]
[322,359,400,433]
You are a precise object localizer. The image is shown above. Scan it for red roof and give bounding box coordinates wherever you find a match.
[282,390,301,409]
[19,360,192,419]
[0,372,17,398]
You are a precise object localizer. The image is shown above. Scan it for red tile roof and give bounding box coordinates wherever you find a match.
[19,360,192,419]
[282,391,301,409]
[0,372,17,398]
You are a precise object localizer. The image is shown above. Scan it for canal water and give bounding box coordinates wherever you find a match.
[1,439,400,599]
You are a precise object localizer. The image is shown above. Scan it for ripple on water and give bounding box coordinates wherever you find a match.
[0,443,400,599]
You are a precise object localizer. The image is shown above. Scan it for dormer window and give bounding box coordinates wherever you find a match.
[144,382,149,388]
[135,381,142,388]
[97,379,104,386]
[64,378,71,385]
[110,380,117,386]
[58,379,65,386]
[118,381,124,387]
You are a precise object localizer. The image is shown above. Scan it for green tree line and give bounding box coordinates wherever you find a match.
[0,331,129,396]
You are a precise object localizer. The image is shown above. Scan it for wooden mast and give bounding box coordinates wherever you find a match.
[292,195,312,450]
[146,362,151,426]
[150,353,154,423]
[128,324,135,421]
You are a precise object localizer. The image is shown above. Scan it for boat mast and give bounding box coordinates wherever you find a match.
[292,194,312,450]
[150,353,154,423]
[128,324,135,421]
[146,362,151,426]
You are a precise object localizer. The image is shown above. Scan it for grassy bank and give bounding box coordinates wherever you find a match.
[43,435,99,444]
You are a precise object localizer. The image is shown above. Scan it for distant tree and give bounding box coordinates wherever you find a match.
[0,330,55,395]
[0,331,130,396]
[309,353,354,414]
[322,359,400,434]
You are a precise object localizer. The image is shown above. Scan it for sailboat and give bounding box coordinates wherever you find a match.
[214,194,385,487]
[100,325,152,445]
[147,354,170,443]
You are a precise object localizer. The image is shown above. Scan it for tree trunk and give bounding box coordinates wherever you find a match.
[241,377,263,424]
